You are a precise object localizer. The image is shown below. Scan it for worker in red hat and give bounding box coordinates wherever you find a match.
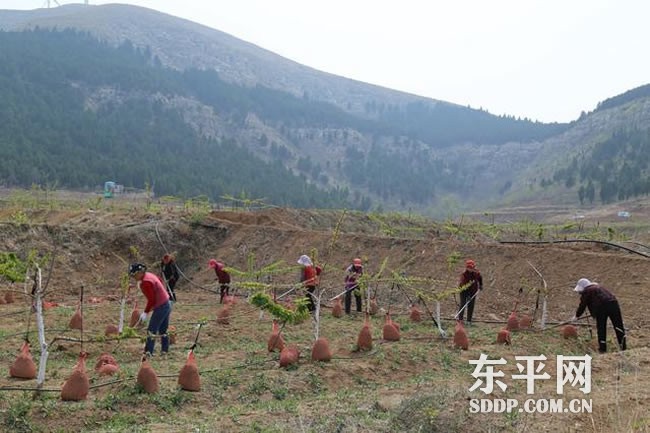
[457,259,483,325]
[344,258,364,314]
[209,259,231,303]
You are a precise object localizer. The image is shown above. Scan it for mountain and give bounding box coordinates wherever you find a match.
[0,4,648,214]
[502,96,650,208]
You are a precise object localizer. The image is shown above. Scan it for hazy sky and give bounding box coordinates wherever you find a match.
[2,0,649,123]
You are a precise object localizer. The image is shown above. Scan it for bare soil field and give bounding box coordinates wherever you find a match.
[1,193,649,432]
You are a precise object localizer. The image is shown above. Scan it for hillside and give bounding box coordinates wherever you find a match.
[503,98,650,208]
[0,195,649,432]
[1,4,649,215]
[0,4,571,215]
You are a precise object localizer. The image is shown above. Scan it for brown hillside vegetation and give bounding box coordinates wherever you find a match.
[1,195,650,432]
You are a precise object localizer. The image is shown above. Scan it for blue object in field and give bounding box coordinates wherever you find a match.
[104,181,116,198]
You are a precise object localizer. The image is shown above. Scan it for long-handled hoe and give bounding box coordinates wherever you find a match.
[189,322,204,352]
[546,315,591,329]
[454,290,480,321]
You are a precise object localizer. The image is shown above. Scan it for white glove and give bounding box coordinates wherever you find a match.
[139,312,149,324]
[569,315,577,323]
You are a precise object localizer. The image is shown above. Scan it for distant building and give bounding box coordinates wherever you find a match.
[103,181,124,198]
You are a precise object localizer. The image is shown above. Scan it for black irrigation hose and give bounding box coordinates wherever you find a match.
[0,309,32,318]
[499,239,650,258]
[2,328,69,341]
[438,316,593,327]
[0,386,60,392]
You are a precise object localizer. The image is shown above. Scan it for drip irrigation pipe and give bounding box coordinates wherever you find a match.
[499,239,650,259]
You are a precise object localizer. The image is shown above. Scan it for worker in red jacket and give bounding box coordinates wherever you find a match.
[298,254,317,312]
[457,259,483,324]
[572,278,626,353]
[344,258,363,314]
[209,259,231,303]
[129,263,171,356]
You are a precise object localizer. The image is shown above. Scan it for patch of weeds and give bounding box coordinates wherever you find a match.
[4,396,35,433]
[151,389,191,412]
[389,389,467,433]
[238,372,271,404]
[374,347,387,364]
[87,196,103,211]
[34,396,58,418]
[205,369,240,404]
[243,350,270,367]
[390,351,403,368]
[411,370,436,385]
[469,325,496,342]
[271,384,288,401]
[282,363,299,372]
[438,347,454,371]
[408,344,429,363]
[306,370,326,393]
[503,408,520,427]
[97,413,147,432]
[245,420,285,433]
[249,372,271,394]
[254,397,299,415]
[95,383,147,412]
[95,392,121,411]
[631,418,650,431]
[354,375,371,386]
[11,210,29,224]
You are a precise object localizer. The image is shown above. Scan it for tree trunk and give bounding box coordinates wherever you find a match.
[118,296,126,333]
[541,296,548,330]
[34,267,49,391]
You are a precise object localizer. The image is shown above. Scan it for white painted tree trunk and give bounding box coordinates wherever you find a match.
[313,288,321,340]
[118,296,126,333]
[34,267,49,388]
[540,296,548,330]
[435,300,445,335]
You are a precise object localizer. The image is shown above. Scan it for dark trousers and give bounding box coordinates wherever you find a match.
[595,300,626,353]
[166,279,177,302]
[305,286,317,312]
[458,290,477,322]
[219,284,230,303]
[345,289,362,314]
[145,301,171,355]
